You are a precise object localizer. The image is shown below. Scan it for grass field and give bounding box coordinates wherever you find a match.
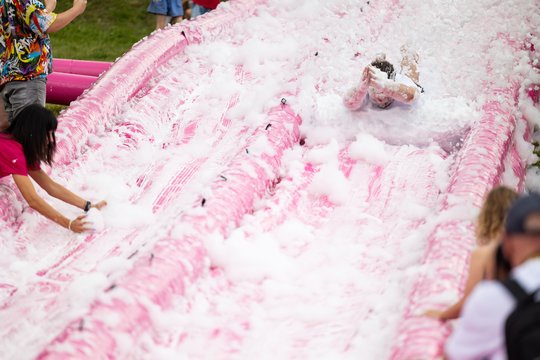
[50,0,155,61]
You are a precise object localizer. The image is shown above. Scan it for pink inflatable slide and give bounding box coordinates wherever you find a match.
[0,0,538,359]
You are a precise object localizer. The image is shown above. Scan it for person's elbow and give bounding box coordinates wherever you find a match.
[25,194,44,210]
[45,22,59,34]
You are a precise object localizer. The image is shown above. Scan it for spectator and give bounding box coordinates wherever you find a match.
[0,0,87,129]
[446,193,540,360]
[0,105,106,232]
[425,186,518,320]
[343,48,423,110]
[147,0,183,30]
[191,0,220,18]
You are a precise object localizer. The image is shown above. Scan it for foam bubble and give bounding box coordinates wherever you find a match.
[85,208,105,232]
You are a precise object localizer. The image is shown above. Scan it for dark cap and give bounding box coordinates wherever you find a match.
[505,193,540,235]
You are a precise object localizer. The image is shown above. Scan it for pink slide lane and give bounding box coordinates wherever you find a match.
[0,0,274,358]
[388,37,534,359]
[38,104,301,359]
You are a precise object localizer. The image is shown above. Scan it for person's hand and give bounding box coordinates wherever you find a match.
[72,0,87,15]
[368,66,385,87]
[91,200,107,210]
[68,214,89,233]
[423,309,446,321]
[369,67,398,94]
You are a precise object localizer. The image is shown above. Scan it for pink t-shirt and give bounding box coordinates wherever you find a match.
[0,134,40,178]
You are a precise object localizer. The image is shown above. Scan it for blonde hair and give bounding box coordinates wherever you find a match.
[475,186,519,245]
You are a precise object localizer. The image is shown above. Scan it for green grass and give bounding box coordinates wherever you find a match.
[49,0,155,61]
[533,141,540,168]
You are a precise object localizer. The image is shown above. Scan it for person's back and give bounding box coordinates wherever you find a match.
[0,0,55,85]
[446,194,540,359]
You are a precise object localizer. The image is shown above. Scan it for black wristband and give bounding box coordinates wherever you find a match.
[84,201,91,212]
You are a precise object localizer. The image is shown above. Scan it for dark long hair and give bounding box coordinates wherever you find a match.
[371,59,396,80]
[5,105,58,168]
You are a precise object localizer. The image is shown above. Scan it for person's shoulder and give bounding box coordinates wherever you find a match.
[471,243,496,263]
[0,135,24,159]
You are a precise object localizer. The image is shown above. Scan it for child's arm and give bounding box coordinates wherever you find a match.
[369,67,418,104]
[28,169,107,211]
[46,0,87,33]
[13,174,89,232]
[343,67,370,110]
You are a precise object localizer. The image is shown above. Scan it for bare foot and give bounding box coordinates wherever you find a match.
[400,45,420,82]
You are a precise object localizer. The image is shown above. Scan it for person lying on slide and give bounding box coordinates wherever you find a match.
[344,49,423,110]
[0,104,106,233]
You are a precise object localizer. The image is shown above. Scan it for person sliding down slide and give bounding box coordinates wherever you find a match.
[344,48,423,110]
[0,104,106,233]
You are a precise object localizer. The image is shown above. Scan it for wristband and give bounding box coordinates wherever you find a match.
[68,219,73,231]
[84,201,91,212]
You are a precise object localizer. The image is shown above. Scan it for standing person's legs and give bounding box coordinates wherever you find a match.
[148,0,169,29]
[155,14,168,29]
[168,0,184,24]
[183,0,192,19]
[191,4,211,18]
[0,78,47,124]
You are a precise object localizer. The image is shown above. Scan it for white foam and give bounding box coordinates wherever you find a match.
[84,208,105,232]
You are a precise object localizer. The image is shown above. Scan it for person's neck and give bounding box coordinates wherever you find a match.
[514,249,540,267]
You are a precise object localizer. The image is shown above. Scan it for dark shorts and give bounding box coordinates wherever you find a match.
[0,77,47,124]
[147,0,184,17]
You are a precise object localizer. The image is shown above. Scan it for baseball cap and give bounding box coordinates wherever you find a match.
[505,193,540,235]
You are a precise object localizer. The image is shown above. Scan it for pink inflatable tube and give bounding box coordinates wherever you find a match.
[52,58,111,77]
[46,60,112,105]
[388,47,532,359]
[46,72,97,106]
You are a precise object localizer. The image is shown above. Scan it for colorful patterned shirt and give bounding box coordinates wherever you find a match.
[0,0,56,85]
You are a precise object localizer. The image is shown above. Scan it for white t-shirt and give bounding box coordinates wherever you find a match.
[445,258,540,360]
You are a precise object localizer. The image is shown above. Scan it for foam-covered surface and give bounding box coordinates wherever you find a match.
[0,0,538,358]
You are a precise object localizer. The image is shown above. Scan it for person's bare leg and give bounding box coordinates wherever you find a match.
[0,97,9,131]
[171,16,182,24]
[182,0,191,19]
[156,14,167,29]
[400,45,420,83]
